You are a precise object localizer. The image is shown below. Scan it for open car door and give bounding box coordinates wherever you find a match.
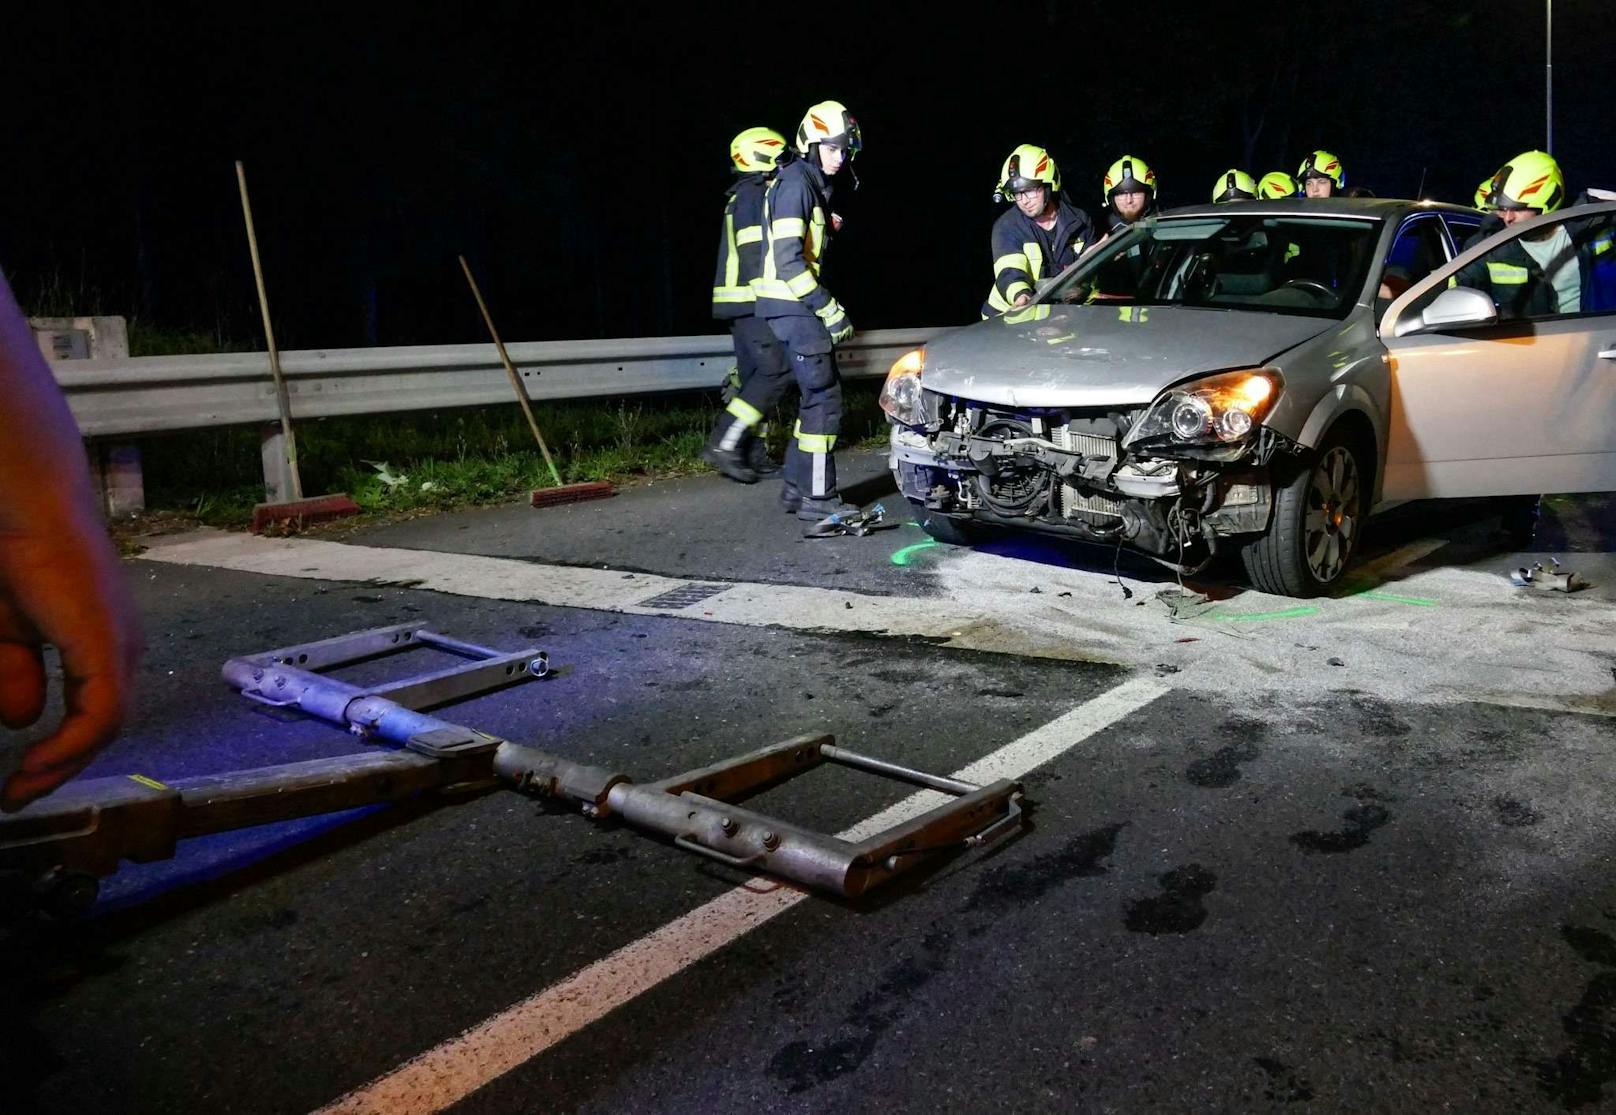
[1378,200,1616,501]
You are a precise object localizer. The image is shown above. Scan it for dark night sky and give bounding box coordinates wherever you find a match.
[4,2,1610,351]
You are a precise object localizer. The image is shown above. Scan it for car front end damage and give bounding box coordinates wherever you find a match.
[882,349,1302,573]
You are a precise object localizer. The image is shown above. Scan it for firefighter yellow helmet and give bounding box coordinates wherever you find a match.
[1474,176,1495,210]
[729,127,787,174]
[995,144,1060,203]
[1102,155,1156,203]
[1488,150,1565,213]
[794,101,862,158]
[1297,150,1346,189]
[1211,169,1257,203]
[1256,171,1298,200]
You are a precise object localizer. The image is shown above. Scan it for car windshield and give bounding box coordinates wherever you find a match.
[1042,214,1383,320]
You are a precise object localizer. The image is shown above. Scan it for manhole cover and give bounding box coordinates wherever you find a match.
[637,583,732,610]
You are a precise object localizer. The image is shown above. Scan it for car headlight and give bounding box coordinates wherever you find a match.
[879,347,926,426]
[1123,368,1283,448]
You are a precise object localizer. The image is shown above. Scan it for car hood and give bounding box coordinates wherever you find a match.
[920,305,1333,408]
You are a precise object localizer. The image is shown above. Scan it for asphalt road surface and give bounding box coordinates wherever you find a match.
[4,451,1616,1113]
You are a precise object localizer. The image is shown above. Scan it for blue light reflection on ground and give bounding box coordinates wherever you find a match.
[94,806,387,912]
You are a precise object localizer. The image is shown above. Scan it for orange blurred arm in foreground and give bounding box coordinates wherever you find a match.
[0,271,140,811]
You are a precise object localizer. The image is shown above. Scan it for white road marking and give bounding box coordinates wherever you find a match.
[311,677,1170,1115]
[138,530,1123,663]
[142,530,1616,714]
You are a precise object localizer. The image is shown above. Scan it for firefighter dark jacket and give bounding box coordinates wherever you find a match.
[752,157,848,336]
[981,195,1096,318]
[712,172,770,321]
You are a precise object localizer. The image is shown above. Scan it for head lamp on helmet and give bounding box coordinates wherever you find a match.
[1256,171,1298,200]
[1488,150,1564,214]
[1297,150,1345,189]
[994,144,1060,203]
[1102,155,1156,203]
[1212,169,1257,203]
[729,127,787,174]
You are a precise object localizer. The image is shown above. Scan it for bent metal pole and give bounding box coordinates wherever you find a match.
[236,160,302,501]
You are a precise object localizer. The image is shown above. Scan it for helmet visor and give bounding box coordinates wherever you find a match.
[839,115,862,158]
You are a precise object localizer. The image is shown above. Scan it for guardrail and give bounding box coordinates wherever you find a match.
[50,327,952,506]
[52,328,950,438]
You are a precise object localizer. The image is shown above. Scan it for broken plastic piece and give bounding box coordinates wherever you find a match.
[1509,560,1586,593]
[803,501,896,539]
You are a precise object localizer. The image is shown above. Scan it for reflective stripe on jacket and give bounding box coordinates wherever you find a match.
[712,173,769,320]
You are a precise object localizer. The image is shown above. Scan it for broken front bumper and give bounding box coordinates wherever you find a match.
[890,416,1278,559]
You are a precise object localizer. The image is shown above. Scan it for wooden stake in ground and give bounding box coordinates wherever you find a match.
[236,160,302,501]
[236,161,358,533]
[459,255,563,488]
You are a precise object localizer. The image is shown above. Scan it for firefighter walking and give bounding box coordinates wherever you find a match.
[703,127,793,483]
[753,99,863,525]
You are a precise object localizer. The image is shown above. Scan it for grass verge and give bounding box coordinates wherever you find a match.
[130,384,890,531]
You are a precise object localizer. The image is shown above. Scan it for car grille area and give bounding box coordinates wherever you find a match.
[1051,427,1125,521]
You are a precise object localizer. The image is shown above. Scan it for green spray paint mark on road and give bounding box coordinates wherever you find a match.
[1205,606,1319,622]
[1359,590,1439,607]
[890,540,942,567]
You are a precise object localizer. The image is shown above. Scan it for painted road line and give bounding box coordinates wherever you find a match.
[138,531,1125,664]
[311,676,1172,1115]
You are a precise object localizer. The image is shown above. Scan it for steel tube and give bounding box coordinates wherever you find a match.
[820,745,978,795]
[410,630,505,659]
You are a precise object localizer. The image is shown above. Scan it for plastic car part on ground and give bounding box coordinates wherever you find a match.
[803,501,897,539]
[1509,558,1586,592]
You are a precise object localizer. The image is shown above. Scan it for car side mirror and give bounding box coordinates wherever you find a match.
[1414,287,1497,333]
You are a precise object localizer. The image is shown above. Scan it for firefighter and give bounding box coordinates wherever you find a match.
[1454,151,1615,318]
[1256,171,1298,199]
[1297,150,1346,198]
[703,126,793,483]
[1211,169,1258,203]
[753,99,862,524]
[1102,154,1158,232]
[981,144,1095,318]
[1450,150,1616,544]
[1089,155,1158,296]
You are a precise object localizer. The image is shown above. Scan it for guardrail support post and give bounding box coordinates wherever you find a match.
[260,422,297,502]
[99,443,145,515]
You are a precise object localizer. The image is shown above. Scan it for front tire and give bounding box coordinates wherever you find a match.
[1241,431,1365,597]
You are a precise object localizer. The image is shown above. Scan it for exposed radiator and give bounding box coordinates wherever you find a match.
[1051,426,1124,520]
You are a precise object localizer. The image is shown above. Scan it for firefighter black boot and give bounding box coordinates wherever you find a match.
[702,418,758,484]
[796,494,862,522]
[746,435,782,478]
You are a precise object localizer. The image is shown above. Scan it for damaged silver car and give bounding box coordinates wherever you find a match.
[882,198,1616,596]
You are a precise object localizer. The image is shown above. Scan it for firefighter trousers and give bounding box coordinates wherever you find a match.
[767,315,843,499]
[713,315,794,452]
